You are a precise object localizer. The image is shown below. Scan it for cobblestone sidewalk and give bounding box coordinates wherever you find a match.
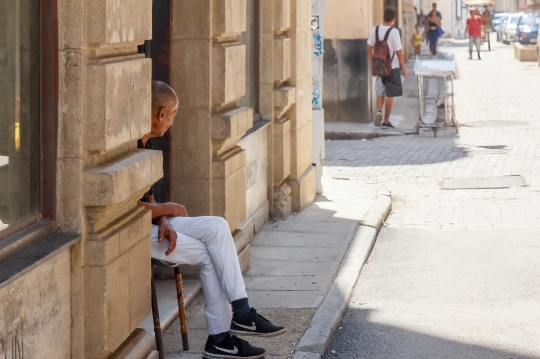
[324,40,540,230]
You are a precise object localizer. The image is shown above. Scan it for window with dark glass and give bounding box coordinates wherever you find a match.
[238,0,260,116]
[0,0,41,233]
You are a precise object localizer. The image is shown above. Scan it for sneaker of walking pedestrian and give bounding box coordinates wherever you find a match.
[367,9,408,129]
[465,8,482,60]
[373,111,383,127]
[382,122,395,129]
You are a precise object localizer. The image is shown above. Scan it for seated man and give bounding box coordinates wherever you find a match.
[138,81,285,359]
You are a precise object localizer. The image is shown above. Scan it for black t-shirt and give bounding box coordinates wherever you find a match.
[138,138,153,203]
[428,10,442,29]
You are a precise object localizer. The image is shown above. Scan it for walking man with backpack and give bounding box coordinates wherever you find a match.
[368,9,408,128]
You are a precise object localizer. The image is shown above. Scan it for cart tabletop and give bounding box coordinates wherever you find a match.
[413,59,456,76]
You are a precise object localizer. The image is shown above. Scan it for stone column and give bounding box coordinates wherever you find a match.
[58,0,160,357]
[170,1,251,257]
[288,0,317,211]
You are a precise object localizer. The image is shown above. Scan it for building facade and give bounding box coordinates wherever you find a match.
[0,0,316,358]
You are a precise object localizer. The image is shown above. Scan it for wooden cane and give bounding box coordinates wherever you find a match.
[174,266,189,351]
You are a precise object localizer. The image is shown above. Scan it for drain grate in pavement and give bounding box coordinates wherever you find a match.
[442,175,526,190]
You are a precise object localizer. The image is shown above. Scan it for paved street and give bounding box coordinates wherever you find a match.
[323,40,540,358]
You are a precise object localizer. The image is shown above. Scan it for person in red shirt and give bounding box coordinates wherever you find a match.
[465,8,484,60]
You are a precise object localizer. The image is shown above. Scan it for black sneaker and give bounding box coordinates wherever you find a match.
[381,122,395,129]
[230,308,287,337]
[203,334,265,359]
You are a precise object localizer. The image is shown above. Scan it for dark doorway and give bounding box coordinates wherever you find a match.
[139,0,172,203]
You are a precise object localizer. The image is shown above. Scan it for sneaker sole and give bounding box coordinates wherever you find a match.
[373,112,382,127]
[203,351,265,359]
[229,328,287,338]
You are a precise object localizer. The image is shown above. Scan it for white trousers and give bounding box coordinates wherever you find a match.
[151,216,247,335]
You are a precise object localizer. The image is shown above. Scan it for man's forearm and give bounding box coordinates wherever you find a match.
[367,45,373,67]
[396,50,406,69]
[137,201,178,219]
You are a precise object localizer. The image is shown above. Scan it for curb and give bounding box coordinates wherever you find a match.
[293,191,392,359]
[325,130,403,140]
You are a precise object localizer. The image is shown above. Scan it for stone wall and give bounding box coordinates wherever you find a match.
[57,0,160,357]
[170,0,316,226]
[0,250,71,358]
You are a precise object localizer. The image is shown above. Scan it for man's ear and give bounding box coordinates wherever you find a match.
[158,107,167,120]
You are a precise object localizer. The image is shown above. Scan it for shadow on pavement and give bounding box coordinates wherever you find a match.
[323,308,540,359]
[324,131,467,168]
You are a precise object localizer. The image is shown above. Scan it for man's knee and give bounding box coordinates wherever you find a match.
[212,216,230,232]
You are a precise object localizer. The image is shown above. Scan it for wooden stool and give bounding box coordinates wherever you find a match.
[151,258,189,358]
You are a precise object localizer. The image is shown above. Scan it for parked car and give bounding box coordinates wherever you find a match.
[493,12,510,41]
[501,13,523,44]
[516,13,540,44]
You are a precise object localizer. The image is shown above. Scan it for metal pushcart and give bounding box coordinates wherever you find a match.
[414,59,458,136]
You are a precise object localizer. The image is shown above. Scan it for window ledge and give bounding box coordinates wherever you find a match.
[0,232,80,291]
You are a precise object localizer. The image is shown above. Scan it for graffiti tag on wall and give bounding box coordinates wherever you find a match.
[311,0,325,110]
[0,322,23,359]
[246,161,257,189]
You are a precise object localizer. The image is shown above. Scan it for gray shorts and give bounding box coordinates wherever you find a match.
[375,68,403,98]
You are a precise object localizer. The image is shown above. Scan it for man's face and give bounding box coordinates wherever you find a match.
[152,101,178,137]
[432,3,437,10]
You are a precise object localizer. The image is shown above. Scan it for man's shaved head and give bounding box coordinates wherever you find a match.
[152,81,178,112]
[149,81,179,137]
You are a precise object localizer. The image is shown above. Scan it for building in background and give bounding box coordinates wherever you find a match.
[0,0,315,358]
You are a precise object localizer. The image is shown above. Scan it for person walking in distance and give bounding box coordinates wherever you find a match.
[412,24,423,59]
[427,3,442,56]
[482,7,492,43]
[368,9,408,129]
[465,7,483,60]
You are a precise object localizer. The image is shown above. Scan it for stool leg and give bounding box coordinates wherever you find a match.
[174,266,189,351]
[151,272,165,359]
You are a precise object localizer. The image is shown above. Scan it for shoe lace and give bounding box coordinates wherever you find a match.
[232,335,249,349]
[251,309,271,325]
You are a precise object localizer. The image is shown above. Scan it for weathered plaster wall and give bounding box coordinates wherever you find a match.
[238,122,270,239]
[0,251,71,359]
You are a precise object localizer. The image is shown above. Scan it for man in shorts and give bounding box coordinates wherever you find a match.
[367,9,408,129]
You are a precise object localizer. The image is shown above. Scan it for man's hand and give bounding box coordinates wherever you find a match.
[402,68,409,78]
[156,216,177,256]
